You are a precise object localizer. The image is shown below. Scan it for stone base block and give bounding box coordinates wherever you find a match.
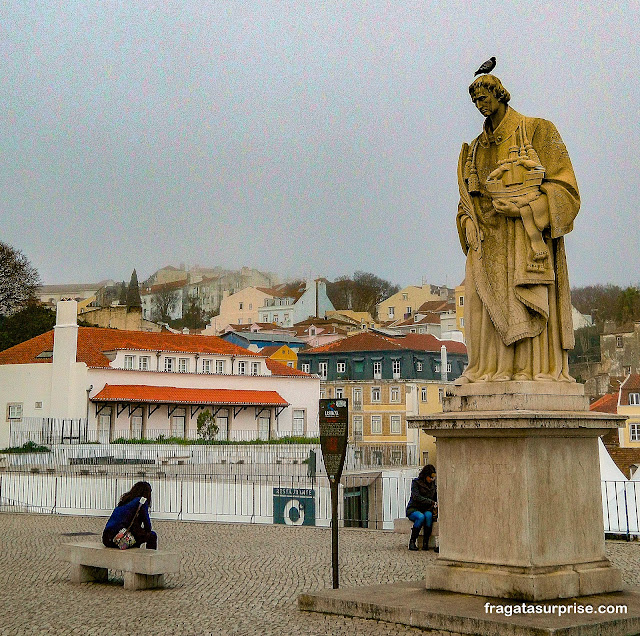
[299,581,640,636]
[425,559,623,601]
[124,572,165,590]
[70,563,108,584]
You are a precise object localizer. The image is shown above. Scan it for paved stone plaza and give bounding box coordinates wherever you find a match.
[1,513,639,635]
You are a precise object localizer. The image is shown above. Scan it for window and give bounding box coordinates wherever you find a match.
[372,450,383,465]
[251,361,260,376]
[35,401,43,409]
[336,388,343,399]
[392,359,401,378]
[391,450,402,465]
[630,424,640,442]
[293,409,305,436]
[7,403,23,421]
[337,362,346,373]
[435,363,440,372]
[406,306,412,316]
[388,306,395,318]
[164,357,175,372]
[287,361,294,368]
[261,314,268,322]
[320,389,325,399]
[371,415,382,434]
[373,361,382,379]
[171,408,186,438]
[259,416,270,439]
[249,303,252,310]
[459,296,464,306]
[391,415,401,434]
[447,363,452,373]
[402,293,408,301]
[273,313,279,323]
[353,415,363,439]
[284,313,289,323]
[301,363,310,373]
[178,358,189,373]
[237,361,246,375]
[460,317,465,327]
[616,335,623,348]
[438,388,444,403]
[353,388,362,409]
[319,362,328,379]
[139,356,150,371]
[202,359,212,374]
[216,359,225,374]
[416,361,423,372]
[131,414,143,439]
[421,387,428,402]
[390,387,400,403]
[630,393,640,406]
[239,302,243,310]
[354,360,364,374]
[124,355,135,370]
[371,386,381,403]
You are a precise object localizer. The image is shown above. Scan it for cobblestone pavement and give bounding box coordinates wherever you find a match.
[0,513,639,636]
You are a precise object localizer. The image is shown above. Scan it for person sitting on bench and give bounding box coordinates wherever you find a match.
[103,481,157,550]
[406,464,438,552]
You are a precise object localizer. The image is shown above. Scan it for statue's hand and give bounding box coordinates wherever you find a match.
[493,198,520,217]
[465,219,479,251]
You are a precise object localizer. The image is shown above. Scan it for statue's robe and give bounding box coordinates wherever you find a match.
[456,106,580,382]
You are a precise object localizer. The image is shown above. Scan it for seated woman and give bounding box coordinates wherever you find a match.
[406,464,438,552]
[103,481,157,550]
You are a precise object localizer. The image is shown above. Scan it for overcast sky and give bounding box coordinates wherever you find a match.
[2,2,639,289]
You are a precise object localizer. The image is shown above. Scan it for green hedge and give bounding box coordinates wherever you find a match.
[1,441,51,454]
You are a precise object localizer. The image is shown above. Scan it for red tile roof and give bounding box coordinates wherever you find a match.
[590,392,618,414]
[301,331,467,355]
[265,358,309,376]
[92,384,288,406]
[416,300,451,313]
[394,312,441,327]
[393,334,467,354]
[0,327,263,368]
[621,374,640,391]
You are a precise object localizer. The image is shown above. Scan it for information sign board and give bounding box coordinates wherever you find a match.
[319,398,348,483]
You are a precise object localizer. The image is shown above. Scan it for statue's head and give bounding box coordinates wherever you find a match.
[469,75,511,104]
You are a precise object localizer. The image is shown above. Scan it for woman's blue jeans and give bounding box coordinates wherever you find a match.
[408,510,433,532]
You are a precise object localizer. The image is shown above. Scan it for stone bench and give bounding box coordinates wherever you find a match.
[60,541,180,590]
[393,518,439,549]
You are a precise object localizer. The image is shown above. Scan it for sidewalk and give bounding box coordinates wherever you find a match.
[1,512,639,635]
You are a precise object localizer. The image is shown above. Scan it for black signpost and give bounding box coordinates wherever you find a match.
[319,398,349,589]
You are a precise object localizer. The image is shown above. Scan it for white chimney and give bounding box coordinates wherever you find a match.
[51,300,82,418]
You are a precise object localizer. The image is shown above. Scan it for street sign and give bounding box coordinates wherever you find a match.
[318,398,348,589]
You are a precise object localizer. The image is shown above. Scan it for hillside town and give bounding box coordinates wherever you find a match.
[2,259,639,481]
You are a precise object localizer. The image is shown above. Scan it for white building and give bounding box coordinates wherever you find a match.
[0,302,319,447]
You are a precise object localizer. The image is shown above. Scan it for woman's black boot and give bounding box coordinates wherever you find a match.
[408,527,420,551]
[422,526,432,550]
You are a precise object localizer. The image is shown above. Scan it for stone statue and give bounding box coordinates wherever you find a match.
[456,75,580,383]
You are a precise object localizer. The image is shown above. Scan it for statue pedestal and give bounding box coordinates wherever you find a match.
[414,382,625,601]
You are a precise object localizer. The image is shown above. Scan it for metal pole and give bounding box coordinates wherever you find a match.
[331,480,339,589]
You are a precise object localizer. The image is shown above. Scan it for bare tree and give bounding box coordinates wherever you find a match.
[152,288,178,323]
[0,242,41,317]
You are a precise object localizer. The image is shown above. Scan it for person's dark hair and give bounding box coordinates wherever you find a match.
[418,464,436,481]
[118,481,152,508]
[469,74,511,104]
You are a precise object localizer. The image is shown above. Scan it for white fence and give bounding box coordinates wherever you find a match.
[602,480,640,536]
[0,471,417,529]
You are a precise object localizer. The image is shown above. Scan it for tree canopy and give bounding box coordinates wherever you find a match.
[327,271,400,317]
[0,303,56,352]
[126,269,142,309]
[0,242,41,317]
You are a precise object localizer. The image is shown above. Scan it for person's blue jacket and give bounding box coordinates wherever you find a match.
[104,497,151,534]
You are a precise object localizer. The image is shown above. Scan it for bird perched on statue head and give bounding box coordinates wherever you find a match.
[474,57,496,76]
